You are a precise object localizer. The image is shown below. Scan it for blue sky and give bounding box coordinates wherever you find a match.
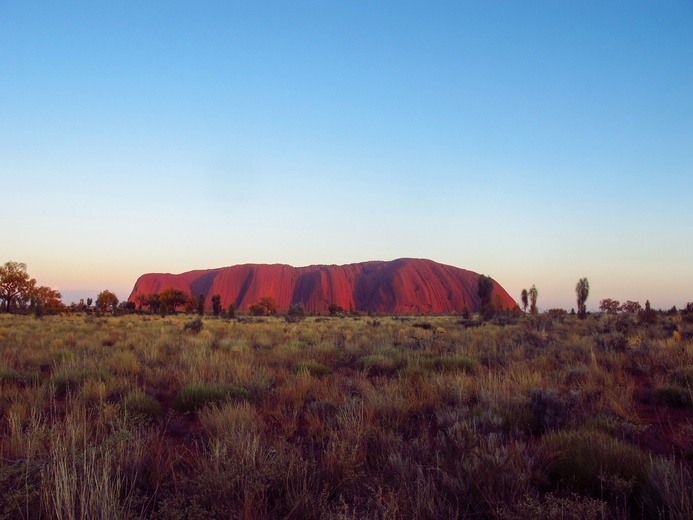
[2,1,692,310]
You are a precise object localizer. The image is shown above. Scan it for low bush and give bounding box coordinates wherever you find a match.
[50,371,83,397]
[172,384,250,413]
[530,388,579,432]
[357,353,405,376]
[654,385,691,408]
[286,303,306,323]
[183,317,203,334]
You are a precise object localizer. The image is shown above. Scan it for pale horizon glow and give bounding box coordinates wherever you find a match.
[2,1,692,311]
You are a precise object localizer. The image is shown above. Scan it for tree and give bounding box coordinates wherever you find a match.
[197,294,206,316]
[227,302,236,319]
[184,295,198,314]
[0,261,36,313]
[249,303,265,316]
[30,285,63,314]
[576,278,589,320]
[639,299,657,324]
[599,298,620,314]
[286,302,306,322]
[134,293,149,312]
[96,290,119,314]
[528,285,538,315]
[211,294,222,316]
[328,303,343,316]
[259,296,278,316]
[620,300,641,314]
[147,293,160,314]
[159,288,186,314]
[521,289,529,313]
[477,275,494,318]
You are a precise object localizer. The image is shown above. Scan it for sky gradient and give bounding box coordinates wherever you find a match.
[2,1,692,310]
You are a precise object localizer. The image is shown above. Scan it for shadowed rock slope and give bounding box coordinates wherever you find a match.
[128,258,516,314]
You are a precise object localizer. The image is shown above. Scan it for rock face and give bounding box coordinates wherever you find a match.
[128,258,516,314]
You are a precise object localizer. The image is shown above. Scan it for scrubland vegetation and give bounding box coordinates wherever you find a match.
[1,309,693,519]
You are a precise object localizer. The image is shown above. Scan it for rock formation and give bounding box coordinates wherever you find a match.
[128,258,516,314]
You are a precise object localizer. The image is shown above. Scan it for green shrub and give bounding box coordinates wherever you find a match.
[183,317,203,334]
[530,388,578,432]
[286,303,306,323]
[421,355,478,374]
[542,429,649,502]
[50,371,82,397]
[292,360,332,377]
[357,353,405,376]
[172,384,250,413]
[0,369,25,387]
[123,391,162,422]
[594,332,628,352]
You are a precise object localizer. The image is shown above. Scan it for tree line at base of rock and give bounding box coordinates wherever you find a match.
[3,260,691,322]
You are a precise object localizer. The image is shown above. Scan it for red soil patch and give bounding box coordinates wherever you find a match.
[632,376,693,459]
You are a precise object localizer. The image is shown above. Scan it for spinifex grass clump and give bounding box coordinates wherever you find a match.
[357,350,406,376]
[49,371,84,397]
[172,383,250,413]
[123,390,162,422]
[291,359,332,377]
[0,368,27,387]
[420,354,478,374]
[542,428,650,502]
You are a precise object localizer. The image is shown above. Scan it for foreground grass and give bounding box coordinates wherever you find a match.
[0,311,692,519]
